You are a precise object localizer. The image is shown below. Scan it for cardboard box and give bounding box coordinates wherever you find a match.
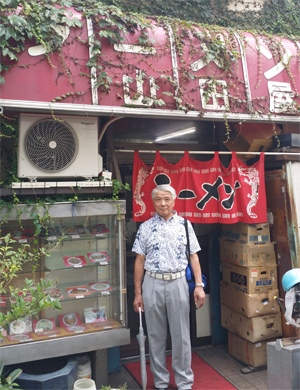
[221,261,278,294]
[221,305,282,342]
[220,282,280,318]
[219,239,276,267]
[221,223,270,245]
[228,332,277,367]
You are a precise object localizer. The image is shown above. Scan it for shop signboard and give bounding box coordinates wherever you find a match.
[1,11,300,120]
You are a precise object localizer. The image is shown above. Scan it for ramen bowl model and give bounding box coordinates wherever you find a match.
[67,257,82,266]
[67,287,89,296]
[63,226,77,235]
[89,253,108,262]
[9,319,26,334]
[88,225,101,233]
[76,226,86,234]
[12,230,23,239]
[36,319,54,331]
[90,282,110,291]
[48,290,63,300]
[63,314,77,326]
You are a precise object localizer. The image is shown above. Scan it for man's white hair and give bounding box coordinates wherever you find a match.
[151,185,177,200]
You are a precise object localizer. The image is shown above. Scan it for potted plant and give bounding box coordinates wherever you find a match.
[0,231,62,336]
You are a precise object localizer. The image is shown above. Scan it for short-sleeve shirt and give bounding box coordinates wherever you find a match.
[132,211,201,273]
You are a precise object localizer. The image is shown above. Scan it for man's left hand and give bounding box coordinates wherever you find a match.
[194,286,205,309]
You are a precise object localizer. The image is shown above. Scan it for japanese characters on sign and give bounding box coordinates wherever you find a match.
[1,12,300,118]
[132,151,267,224]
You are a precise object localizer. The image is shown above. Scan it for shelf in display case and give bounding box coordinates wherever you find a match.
[39,222,111,242]
[44,261,117,272]
[1,222,113,244]
[43,250,115,271]
[1,281,118,309]
[12,254,116,274]
[42,232,113,243]
[55,280,114,300]
[0,319,124,345]
[43,234,111,243]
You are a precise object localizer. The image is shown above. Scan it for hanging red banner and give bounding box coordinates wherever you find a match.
[133,151,267,224]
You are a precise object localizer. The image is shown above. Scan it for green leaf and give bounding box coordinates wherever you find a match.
[2,47,18,61]
[154,99,166,107]
[8,368,22,383]
[91,47,101,55]
[0,25,6,37]
[132,93,139,100]
[8,14,26,27]
[99,30,108,38]
[98,19,110,28]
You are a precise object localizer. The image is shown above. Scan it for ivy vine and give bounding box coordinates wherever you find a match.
[1,0,300,146]
[101,0,300,37]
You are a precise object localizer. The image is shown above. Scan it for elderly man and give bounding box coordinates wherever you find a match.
[132,184,205,390]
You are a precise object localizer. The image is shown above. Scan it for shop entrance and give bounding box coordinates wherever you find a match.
[101,115,300,357]
[101,116,223,357]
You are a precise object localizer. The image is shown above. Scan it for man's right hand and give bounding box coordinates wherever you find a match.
[133,253,146,313]
[133,292,144,313]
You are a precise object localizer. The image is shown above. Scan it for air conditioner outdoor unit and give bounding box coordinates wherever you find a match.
[18,113,103,180]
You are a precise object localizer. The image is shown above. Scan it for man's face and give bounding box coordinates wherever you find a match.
[153,190,175,221]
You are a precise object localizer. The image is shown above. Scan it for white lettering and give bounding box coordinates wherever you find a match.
[199,79,229,111]
[114,43,156,55]
[123,70,157,106]
[268,81,296,113]
[264,48,292,79]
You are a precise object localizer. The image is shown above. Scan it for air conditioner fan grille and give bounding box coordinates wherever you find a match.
[25,119,78,172]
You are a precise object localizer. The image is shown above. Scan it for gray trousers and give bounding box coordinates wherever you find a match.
[142,272,194,390]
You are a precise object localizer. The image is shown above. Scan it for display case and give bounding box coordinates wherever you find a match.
[0,200,129,366]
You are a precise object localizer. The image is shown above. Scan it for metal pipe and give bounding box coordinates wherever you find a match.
[118,217,124,324]
[2,99,300,123]
[274,296,286,312]
[98,116,124,144]
[116,149,300,156]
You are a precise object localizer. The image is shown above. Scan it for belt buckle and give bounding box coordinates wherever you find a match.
[163,273,171,281]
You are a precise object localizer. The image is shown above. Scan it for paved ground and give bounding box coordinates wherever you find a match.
[108,344,268,390]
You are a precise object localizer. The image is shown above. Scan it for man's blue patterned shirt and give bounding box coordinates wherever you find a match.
[132,211,201,273]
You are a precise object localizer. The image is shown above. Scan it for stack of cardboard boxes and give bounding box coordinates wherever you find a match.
[219,222,283,368]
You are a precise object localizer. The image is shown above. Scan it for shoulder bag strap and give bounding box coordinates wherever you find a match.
[184,219,191,261]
